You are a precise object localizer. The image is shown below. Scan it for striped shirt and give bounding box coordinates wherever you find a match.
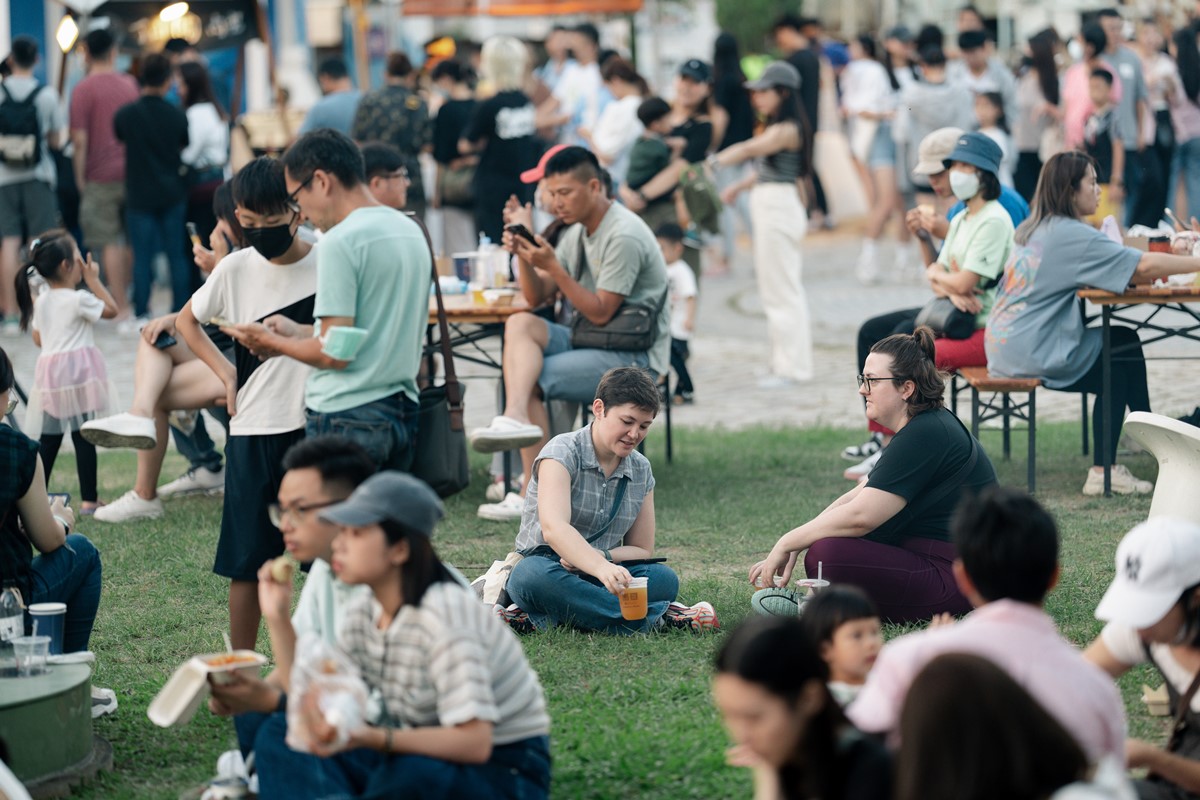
[514,424,656,554]
[338,581,550,745]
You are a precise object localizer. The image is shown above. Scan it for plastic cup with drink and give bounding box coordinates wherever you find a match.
[617,576,649,621]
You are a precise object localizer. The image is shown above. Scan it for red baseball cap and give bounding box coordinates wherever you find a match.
[520,144,568,184]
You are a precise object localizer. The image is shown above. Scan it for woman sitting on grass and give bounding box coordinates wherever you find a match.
[253,471,551,799]
[750,327,997,624]
[713,615,891,800]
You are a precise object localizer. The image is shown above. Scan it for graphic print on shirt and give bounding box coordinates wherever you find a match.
[985,241,1040,348]
[234,293,316,390]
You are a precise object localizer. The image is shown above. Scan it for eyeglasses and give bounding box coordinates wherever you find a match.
[387,168,409,182]
[267,499,339,528]
[286,175,314,214]
[856,374,906,393]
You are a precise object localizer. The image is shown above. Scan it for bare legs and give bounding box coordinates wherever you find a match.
[102,243,132,317]
[1,236,21,320]
[229,580,260,651]
[496,313,555,497]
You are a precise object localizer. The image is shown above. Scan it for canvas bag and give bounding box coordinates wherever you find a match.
[408,213,471,498]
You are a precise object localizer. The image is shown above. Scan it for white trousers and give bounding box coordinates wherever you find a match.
[749,182,812,380]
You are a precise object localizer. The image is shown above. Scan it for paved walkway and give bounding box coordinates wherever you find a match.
[4,227,1198,451]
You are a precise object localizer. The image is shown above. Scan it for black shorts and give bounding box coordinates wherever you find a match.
[213,429,305,581]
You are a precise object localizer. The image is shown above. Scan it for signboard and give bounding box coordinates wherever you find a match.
[93,0,262,52]
[402,0,642,15]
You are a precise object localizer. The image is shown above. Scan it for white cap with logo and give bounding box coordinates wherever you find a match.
[1095,517,1200,629]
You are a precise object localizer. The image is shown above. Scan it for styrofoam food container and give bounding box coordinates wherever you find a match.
[147,650,268,727]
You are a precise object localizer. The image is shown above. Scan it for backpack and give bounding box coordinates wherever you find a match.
[0,82,44,169]
[679,163,722,235]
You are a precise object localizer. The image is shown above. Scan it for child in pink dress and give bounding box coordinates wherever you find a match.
[15,230,119,513]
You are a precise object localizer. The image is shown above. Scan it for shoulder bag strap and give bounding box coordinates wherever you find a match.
[583,478,627,545]
[901,412,980,522]
[405,212,463,432]
[1168,668,1200,752]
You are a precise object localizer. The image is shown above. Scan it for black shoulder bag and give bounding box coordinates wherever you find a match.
[569,233,667,352]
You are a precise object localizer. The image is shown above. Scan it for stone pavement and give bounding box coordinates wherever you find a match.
[4,227,1198,454]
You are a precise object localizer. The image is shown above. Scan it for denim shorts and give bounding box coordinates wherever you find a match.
[305,392,418,472]
[538,320,651,405]
[868,121,897,169]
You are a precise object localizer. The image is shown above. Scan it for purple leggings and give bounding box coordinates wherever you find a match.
[804,536,971,624]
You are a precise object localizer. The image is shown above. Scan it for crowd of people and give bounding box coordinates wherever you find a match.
[2,6,1200,800]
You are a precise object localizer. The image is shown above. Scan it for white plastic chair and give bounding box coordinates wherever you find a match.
[1123,412,1200,524]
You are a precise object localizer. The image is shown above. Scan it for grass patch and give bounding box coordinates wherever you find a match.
[41,421,1162,799]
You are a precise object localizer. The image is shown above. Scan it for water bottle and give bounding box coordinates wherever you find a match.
[0,582,22,677]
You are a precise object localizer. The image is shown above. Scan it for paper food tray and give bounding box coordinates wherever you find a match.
[147,650,268,728]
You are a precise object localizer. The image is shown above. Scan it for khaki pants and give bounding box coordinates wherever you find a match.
[749,182,812,380]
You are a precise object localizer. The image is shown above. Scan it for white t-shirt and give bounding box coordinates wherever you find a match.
[590,93,643,187]
[290,558,370,644]
[554,61,605,145]
[189,244,318,435]
[32,289,104,353]
[666,259,697,341]
[181,102,229,170]
[1102,621,1200,714]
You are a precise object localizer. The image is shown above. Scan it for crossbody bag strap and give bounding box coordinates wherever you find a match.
[405,212,463,432]
[1168,668,1200,752]
[902,412,980,522]
[583,477,627,545]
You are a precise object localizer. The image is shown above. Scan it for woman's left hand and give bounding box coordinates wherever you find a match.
[749,547,798,588]
[948,292,983,314]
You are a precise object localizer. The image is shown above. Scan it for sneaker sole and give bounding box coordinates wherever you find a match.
[158,485,225,499]
[94,508,164,523]
[81,428,155,450]
[476,506,523,522]
[471,432,542,454]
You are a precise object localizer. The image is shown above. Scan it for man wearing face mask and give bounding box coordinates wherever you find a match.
[178,157,316,650]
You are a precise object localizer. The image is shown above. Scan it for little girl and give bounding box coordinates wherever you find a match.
[15,230,119,513]
[975,92,1015,188]
[800,585,883,707]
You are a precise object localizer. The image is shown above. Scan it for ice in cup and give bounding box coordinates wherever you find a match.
[13,635,50,677]
[618,576,649,621]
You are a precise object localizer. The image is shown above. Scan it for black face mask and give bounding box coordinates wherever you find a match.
[244,222,295,260]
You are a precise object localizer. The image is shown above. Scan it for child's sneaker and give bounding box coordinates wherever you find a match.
[663,601,719,632]
[493,603,535,634]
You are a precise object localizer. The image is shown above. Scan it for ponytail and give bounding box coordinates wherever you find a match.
[15,229,75,332]
[869,325,946,416]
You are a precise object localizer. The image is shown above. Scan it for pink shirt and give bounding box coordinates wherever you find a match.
[847,600,1126,764]
[1063,63,1124,151]
[69,71,140,183]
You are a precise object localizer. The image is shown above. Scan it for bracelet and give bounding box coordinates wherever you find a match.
[384,726,394,754]
[53,515,70,535]
[603,549,612,562]
[636,189,647,202]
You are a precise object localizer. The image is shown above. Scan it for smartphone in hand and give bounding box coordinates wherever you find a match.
[48,492,71,506]
[186,222,201,247]
[154,331,178,349]
[504,223,538,245]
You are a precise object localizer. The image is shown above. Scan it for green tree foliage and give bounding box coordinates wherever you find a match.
[715,0,793,56]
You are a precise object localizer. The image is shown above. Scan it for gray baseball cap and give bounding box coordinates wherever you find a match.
[745,60,801,91]
[319,471,444,537]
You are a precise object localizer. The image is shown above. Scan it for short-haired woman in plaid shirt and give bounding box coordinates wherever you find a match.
[253,471,552,799]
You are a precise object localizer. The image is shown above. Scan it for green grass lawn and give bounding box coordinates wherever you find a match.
[42,421,1165,799]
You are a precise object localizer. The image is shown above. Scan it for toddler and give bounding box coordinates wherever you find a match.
[655,223,696,404]
[800,585,883,707]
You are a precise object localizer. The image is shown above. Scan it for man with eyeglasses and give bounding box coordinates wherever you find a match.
[360,141,410,211]
[225,129,430,476]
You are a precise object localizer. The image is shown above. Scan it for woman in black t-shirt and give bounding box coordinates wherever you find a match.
[430,60,478,256]
[460,36,539,243]
[750,328,995,623]
[714,616,892,800]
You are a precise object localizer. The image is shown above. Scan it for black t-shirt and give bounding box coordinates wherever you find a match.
[0,424,40,600]
[463,90,539,188]
[114,96,189,211]
[1085,109,1117,185]
[780,728,892,800]
[864,408,997,545]
[432,98,477,165]
[714,75,754,150]
[786,49,822,130]
[671,117,714,164]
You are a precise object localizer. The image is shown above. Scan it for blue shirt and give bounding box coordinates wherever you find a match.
[949,185,1029,228]
[299,90,362,137]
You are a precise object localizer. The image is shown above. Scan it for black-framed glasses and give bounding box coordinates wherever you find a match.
[856,374,906,393]
[268,499,339,528]
[286,175,314,214]
[388,168,409,181]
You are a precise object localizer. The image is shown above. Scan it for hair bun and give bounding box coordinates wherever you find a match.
[912,326,938,360]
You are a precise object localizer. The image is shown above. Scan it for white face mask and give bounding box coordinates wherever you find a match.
[950,170,981,200]
[1067,38,1084,62]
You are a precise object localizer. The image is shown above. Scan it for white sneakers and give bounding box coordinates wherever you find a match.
[159,466,225,498]
[81,412,156,450]
[470,416,543,453]
[856,240,879,285]
[93,490,164,523]
[477,492,525,522]
[1083,465,1154,496]
[844,449,883,481]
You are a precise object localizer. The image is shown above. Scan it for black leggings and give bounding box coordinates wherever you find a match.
[1056,326,1151,467]
[857,308,920,371]
[39,431,98,503]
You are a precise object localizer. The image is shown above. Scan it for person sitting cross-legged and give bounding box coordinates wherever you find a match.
[499,367,717,635]
[470,146,671,523]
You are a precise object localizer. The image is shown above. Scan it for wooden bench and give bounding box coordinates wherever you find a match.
[954,366,1040,492]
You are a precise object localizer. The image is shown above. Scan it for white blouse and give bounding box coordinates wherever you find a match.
[182,102,229,171]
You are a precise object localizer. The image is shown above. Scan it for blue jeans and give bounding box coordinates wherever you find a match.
[253,713,551,800]
[170,408,229,473]
[506,557,679,635]
[306,393,418,472]
[127,202,191,316]
[28,533,102,652]
[1171,137,1200,219]
[538,321,651,405]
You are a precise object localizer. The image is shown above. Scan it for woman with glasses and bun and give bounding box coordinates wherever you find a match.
[749,327,996,624]
[0,345,102,654]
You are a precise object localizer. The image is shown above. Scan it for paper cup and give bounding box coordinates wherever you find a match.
[28,602,66,655]
[320,326,369,362]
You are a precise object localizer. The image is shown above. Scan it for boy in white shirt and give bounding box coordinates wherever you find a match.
[657,223,697,404]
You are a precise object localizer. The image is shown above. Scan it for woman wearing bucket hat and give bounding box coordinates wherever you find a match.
[1085,517,1200,799]
[841,132,1012,481]
[709,60,814,388]
[253,471,552,799]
